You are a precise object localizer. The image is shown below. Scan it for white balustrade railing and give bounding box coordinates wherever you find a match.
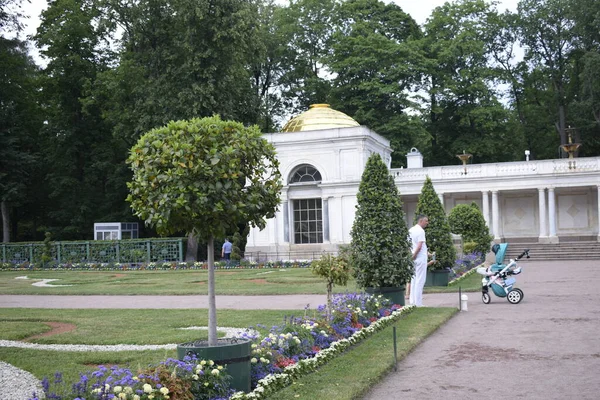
[391,157,600,182]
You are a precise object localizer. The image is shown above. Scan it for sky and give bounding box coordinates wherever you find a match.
[20,0,520,39]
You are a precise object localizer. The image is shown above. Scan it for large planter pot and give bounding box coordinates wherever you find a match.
[365,286,405,306]
[425,269,450,287]
[177,338,251,393]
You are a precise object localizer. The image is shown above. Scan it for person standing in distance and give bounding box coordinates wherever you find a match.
[221,238,232,261]
[409,215,429,307]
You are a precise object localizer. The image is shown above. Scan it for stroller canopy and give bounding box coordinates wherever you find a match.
[494,243,508,264]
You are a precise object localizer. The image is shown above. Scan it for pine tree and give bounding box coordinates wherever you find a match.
[350,153,413,288]
[414,176,456,270]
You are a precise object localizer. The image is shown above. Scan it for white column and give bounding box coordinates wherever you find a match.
[538,188,548,241]
[438,193,444,209]
[548,187,558,243]
[597,186,600,242]
[482,191,490,229]
[492,191,500,240]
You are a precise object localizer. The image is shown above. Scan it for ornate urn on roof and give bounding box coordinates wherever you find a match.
[560,127,581,169]
[281,104,360,132]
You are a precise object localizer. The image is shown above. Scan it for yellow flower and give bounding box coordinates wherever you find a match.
[133,395,141,400]
[192,374,199,380]
[217,365,223,370]
[143,383,153,393]
[113,386,123,393]
[118,393,127,399]
[159,387,169,395]
[200,360,207,366]
[209,360,214,366]
[251,357,257,363]
[204,382,210,387]
[124,387,134,394]
[211,369,220,376]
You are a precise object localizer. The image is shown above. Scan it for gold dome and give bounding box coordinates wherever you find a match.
[281,104,360,132]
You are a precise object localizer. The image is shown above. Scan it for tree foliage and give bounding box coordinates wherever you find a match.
[413,177,456,270]
[350,153,413,288]
[127,116,282,240]
[447,203,493,255]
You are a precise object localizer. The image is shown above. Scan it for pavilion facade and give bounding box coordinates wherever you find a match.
[245,105,600,259]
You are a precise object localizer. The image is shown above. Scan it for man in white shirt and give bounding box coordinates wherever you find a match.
[409,215,429,306]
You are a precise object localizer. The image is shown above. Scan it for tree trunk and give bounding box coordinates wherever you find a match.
[185,232,198,262]
[207,235,218,346]
[1,201,10,243]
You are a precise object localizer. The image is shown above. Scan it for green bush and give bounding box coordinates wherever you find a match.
[414,176,456,270]
[350,153,413,288]
[448,203,493,255]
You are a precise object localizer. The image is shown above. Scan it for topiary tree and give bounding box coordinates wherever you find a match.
[350,153,413,288]
[310,252,351,320]
[230,231,243,261]
[448,202,493,256]
[127,116,282,345]
[414,176,456,270]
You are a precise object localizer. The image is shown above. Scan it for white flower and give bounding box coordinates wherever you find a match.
[251,357,258,363]
[160,387,169,395]
[143,383,153,393]
[118,393,127,399]
[192,374,199,380]
[211,369,220,376]
[113,386,123,393]
[133,395,140,400]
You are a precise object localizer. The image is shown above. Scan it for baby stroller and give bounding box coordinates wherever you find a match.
[476,243,530,304]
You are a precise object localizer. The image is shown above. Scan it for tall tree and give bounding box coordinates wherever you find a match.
[0,37,42,242]
[419,0,518,166]
[276,0,336,113]
[34,0,126,239]
[328,0,427,167]
[517,0,578,148]
[98,0,261,145]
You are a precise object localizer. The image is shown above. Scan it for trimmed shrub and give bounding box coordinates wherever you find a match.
[448,202,493,255]
[414,176,456,270]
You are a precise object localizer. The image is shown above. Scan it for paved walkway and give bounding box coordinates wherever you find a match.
[1,259,599,399]
[364,259,600,400]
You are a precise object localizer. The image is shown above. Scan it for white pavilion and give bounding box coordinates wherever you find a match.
[245,104,600,259]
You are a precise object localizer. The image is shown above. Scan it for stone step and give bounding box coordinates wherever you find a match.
[503,240,600,260]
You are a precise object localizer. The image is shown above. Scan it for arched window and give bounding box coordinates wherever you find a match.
[289,164,322,184]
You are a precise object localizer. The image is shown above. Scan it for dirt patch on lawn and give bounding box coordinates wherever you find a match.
[113,274,126,278]
[246,279,269,284]
[24,322,77,341]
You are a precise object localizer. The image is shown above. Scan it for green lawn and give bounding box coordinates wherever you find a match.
[0,268,482,295]
[0,307,457,399]
[0,308,299,386]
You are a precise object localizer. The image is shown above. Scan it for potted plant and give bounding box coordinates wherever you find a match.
[350,153,413,305]
[127,116,282,392]
[414,176,456,286]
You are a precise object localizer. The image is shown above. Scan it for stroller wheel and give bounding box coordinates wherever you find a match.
[482,292,491,304]
[507,289,523,304]
[515,288,524,300]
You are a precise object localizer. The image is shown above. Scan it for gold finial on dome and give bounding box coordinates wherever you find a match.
[281,104,360,132]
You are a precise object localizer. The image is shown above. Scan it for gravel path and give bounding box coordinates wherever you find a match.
[0,362,42,400]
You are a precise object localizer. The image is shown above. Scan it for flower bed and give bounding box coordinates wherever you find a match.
[31,293,413,400]
[0,260,312,271]
[448,252,484,285]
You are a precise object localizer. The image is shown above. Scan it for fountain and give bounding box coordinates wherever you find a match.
[456,150,472,175]
[560,128,581,169]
